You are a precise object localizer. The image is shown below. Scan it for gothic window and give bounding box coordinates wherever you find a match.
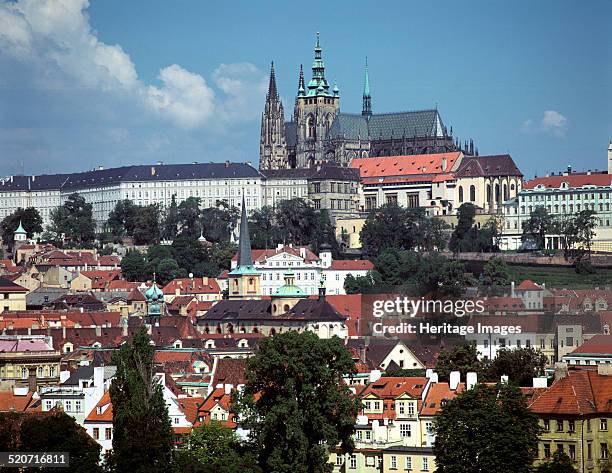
[458,186,464,203]
[503,184,508,201]
[307,115,315,138]
[470,185,476,201]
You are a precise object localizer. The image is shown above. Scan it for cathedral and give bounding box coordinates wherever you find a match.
[259,33,469,171]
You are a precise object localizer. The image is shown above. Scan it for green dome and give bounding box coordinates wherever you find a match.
[273,271,307,298]
[145,283,163,302]
[274,284,306,297]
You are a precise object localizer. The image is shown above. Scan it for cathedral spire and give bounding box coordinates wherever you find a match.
[362,57,372,117]
[309,32,329,95]
[297,64,305,97]
[267,61,278,100]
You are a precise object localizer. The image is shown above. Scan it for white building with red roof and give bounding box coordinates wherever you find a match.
[230,243,373,296]
[501,165,612,251]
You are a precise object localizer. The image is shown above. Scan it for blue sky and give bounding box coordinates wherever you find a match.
[0,0,610,179]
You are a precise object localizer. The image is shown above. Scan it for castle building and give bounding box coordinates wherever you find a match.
[259,33,462,171]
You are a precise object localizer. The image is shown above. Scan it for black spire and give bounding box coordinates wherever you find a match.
[362,57,372,117]
[237,194,253,268]
[297,64,305,96]
[267,61,278,100]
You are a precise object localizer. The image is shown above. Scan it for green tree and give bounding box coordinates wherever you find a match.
[209,241,238,272]
[107,200,137,238]
[176,421,261,473]
[162,195,180,241]
[487,347,548,387]
[360,204,417,256]
[249,206,284,249]
[435,344,484,382]
[0,410,102,473]
[49,193,96,245]
[155,258,182,286]
[171,236,209,275]
[449,203,476,253]
[574,209,598,260]
[133,204,161,245]
[344,271,384,294]
[201,200,239,242]
[522,206,554,250]
[108,328,174,473]
[418,216,449,251]
[121,249,150,281]
[433,383,540,473]
[480,257,511,288]
[275,198,319,247]
[437,259,470,297]
[234,331,359,473]
[178,197,202,238]
[1,207,43,244]
[533,450,577,473]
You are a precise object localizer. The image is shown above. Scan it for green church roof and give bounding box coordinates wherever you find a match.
[14,220,26,234]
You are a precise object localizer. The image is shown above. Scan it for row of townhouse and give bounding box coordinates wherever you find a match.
[0,162,360,230]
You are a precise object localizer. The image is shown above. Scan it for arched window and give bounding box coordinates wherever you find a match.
[470,185,476,201]
[307,116,315,138]
[458,186,464,203]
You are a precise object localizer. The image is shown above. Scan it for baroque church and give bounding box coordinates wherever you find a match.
[260,33,471,171]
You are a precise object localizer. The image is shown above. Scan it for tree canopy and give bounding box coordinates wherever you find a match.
[234,331,359,473]
[433,383,540,473]
[1,207,43,245]
[48,193,96,245]
[449,203,500,253]
[108,328,174,473]
[360,204,449,257]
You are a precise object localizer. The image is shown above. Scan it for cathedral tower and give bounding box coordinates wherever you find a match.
[259,62,288,170]
[294,33,340,168]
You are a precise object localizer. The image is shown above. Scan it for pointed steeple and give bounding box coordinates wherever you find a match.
[297,64,305,96]
[309,32,329,96]
[236,194,253,269]
[267,61,278,100]
[362,57,372,117]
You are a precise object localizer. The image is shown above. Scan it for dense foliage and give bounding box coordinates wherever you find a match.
[433,383,540,473]
[0,410,102,473]
[48,193,96,245]
[360,204,449,257]
[108,328,174,473]
[234,331,360,473]
[449,203,500,253]
[0,207,43,245]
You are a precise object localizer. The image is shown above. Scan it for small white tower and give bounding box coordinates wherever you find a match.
[14,220,27,242]
[608,140,612,175]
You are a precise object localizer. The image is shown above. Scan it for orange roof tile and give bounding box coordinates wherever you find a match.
[329,260,374,271]
[85,391,113,423]
[524,173,612,190]
[351,152,461,178]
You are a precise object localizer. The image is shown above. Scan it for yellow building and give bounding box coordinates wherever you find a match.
[0,277,27,313]
[530,367,612,472]
[0,335,62,388]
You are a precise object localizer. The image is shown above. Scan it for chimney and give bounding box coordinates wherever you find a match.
[554,362,568,381]
[93,366,104,388]
[369,370,382,384]
[441,157,447,172]
[224,384,233,395]
[95,326,101,337]
[202,276,208,285]
[466,372,477,390]
[151,166,156,176]
[532,377,548,388]
[28,367,37,392]
[510,281,515,298]
[597,364,612,376]
[449,371,460,390]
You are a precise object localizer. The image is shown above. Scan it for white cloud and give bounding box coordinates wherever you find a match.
[521,110,568,138]
[146,65,215,129]
[0,0,265,129]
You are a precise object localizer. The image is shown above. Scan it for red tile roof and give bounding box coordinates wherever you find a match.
[85,391,113,422]
[231,246,320,264]
[329,260,374,271]
[79,270,121,289]
[212,358,247,387]
[529,370,612,415]
[516,279,542,291]
[420,382,465,416]
[351,152,462,178]
[108,280,140,291]
[0,390,40,412]
[197,387,237,428]
[162,277,221,295]
[569,335,612,355]
[524,173,612,190]
[0,277,28,292]
[327,294,362,337]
